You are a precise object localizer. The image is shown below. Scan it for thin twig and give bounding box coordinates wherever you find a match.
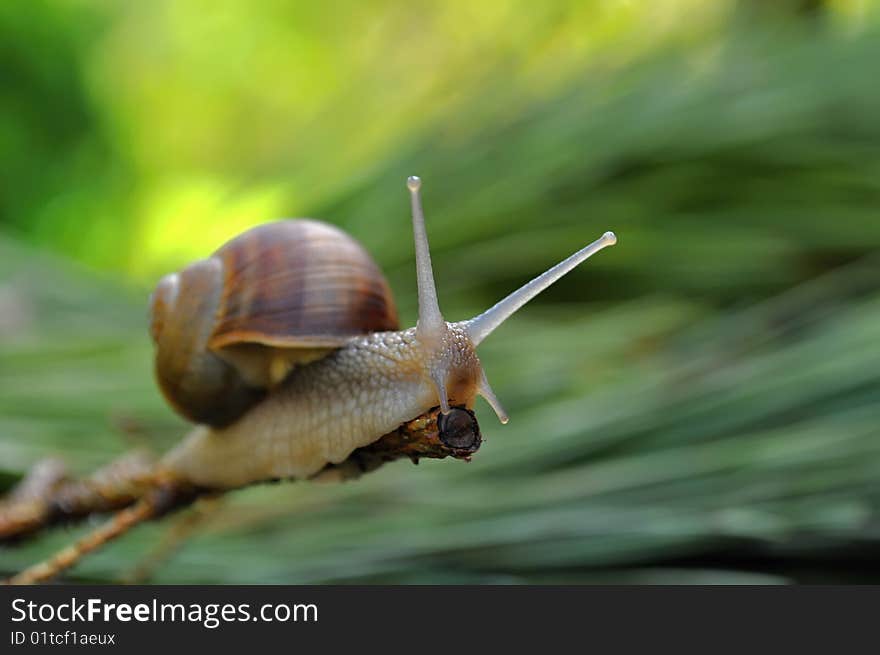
[5,497,159,585]
[0,451,159,543]
[120,495,224,584]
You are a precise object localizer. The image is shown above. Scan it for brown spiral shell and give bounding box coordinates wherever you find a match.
[149,219,399,427]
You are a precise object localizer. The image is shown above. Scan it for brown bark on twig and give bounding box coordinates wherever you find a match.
[6,488,186,585]
[0,451,161,542]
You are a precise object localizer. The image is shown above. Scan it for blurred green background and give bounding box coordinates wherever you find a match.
[2,0,880,583]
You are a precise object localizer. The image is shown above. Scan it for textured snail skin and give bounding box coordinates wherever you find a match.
[159,324,482,489]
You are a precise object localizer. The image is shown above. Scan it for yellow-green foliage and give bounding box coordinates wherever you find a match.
[1,1,879,583]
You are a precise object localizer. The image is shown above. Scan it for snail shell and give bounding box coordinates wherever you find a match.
[149,219,399,427]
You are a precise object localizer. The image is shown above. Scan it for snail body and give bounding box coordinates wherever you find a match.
[162,324,479,488]
[152,176,617,491]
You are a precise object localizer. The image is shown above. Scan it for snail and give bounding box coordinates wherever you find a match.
[150,176,618,491]
[2,175,617,584]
